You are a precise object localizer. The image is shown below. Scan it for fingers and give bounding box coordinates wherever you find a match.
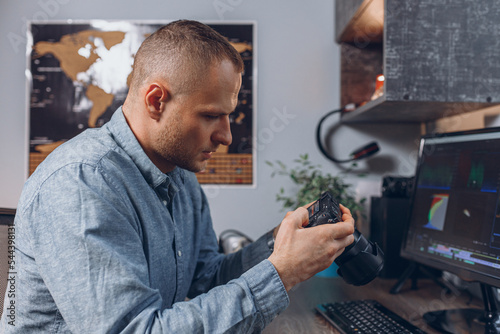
[281,207,308,229]
[338,233,355,249]
[285,201,314,226]
[319,227,355,259]
[332,235,355,257]
[316,220,354,239]
[339,203,351,215]
[339,203,355,226]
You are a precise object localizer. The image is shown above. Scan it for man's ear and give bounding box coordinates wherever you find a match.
[145,83,169,121]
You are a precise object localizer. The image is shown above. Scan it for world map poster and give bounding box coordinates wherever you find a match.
[28,21,255,185]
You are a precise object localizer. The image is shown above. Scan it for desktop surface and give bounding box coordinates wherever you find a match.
[263,276,484,334]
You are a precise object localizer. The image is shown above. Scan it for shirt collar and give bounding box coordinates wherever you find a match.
[105,107,185,190]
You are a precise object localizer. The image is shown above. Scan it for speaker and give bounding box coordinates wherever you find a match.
[382,176,414,198]
[370,197,411,278]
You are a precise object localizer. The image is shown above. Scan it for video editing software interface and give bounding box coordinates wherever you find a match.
[403,129,500,283]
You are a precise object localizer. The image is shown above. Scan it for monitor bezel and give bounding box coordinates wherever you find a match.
[400,126,500,289]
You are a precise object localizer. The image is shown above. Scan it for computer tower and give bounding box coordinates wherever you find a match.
[370,197,411,278]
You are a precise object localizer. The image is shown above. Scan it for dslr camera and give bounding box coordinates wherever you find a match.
[306,191,384,286]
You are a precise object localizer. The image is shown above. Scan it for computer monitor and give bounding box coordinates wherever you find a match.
[400,126,500,333]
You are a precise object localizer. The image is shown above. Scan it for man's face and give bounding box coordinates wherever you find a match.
[152,60,242,173]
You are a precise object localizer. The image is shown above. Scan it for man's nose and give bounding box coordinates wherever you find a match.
[213,116,232,146]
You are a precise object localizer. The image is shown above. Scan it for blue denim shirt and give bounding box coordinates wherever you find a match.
[1,108,289,333]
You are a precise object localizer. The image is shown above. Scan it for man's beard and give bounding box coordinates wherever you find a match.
[154,125,208,173]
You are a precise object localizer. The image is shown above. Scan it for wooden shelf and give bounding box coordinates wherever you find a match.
[335,0,500,123]
[335,0,383,44]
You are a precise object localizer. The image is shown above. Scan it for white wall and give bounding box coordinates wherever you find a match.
[0,0,420,239]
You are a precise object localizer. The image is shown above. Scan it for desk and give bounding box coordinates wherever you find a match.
[263,276,483,333]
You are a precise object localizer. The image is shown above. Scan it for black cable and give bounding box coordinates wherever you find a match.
[316,107,352,163]
[316,107,380,163]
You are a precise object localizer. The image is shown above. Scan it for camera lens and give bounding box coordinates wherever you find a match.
[334,229,385,286]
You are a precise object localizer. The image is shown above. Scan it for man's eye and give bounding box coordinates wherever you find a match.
[205,115,219,120]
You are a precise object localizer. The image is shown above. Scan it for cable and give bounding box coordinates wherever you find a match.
[316,106,380,163]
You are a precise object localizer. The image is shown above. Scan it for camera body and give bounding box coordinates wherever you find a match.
[307,191,343,227]
[305,192,384,286]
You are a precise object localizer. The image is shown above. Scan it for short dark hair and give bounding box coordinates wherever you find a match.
[129,20,244,93]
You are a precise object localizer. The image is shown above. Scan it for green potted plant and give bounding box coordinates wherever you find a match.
[266,153,365,219]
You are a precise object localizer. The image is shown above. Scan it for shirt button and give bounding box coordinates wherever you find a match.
[178,250,182,257]
[163,200,167,206]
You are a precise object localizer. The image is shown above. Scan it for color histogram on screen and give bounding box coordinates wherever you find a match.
[423,194,449,231]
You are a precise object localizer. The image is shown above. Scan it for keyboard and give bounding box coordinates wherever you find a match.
[316,300,427,334]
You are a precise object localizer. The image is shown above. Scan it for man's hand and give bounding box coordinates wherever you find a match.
[268,204,355,291]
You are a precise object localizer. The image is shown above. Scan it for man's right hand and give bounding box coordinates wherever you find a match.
[268,205,355,291]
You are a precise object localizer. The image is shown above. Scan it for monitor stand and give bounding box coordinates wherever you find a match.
[390,261,451,294]
[423,283,500,334]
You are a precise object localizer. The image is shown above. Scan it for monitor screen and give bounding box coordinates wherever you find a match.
[401,127,500,288]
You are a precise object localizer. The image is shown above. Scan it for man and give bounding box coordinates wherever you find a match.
[1,20,354,333]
